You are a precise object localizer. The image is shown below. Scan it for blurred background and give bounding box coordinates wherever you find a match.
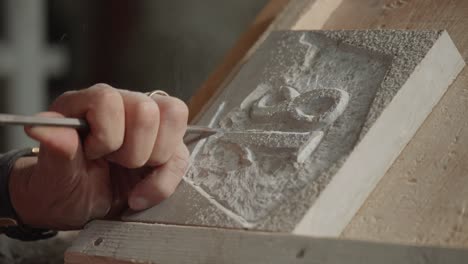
[0,0,268,152]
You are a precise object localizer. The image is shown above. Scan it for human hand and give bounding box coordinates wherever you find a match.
[9,84,189,230]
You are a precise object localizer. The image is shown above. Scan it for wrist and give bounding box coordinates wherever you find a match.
[0,149,56,241]
[9,157,39,228]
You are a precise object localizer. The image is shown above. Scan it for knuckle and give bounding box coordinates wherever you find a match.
[87,86,122,117]
[134,100,160,128]
[93,85,121,105]
[90,83,114,91]
[88,85,124,124]
[172,98,189,120]
[160,98,189,125]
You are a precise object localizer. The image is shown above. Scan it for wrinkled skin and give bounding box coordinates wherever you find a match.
[9,84,189,230]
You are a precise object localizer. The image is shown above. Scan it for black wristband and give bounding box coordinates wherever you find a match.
[0,149,57,241]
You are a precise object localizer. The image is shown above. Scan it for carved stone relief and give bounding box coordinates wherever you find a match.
[186,32,389,225]
[122,30,459,234]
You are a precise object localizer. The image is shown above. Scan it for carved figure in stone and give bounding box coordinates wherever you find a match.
[186,32,387,225]
[187,83,349,223]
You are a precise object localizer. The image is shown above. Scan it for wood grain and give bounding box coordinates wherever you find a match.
[291,0,468,246]
[65,220,468,264]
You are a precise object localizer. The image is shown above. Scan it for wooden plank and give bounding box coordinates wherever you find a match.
[187,0,314,122]
[65,220,468,264]
[292,0,344,29]
[288,0,468,246]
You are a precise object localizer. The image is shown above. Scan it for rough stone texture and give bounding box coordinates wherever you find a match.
[124,30,464,233]
[321,30,443,136]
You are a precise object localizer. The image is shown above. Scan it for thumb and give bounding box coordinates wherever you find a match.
[24,112,80,161]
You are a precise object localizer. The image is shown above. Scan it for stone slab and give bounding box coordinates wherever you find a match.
[123,30,465,236]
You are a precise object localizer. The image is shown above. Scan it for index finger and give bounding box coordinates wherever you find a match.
[50,84,126,160]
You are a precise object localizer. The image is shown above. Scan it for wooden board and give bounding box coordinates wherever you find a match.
[289,0,468,246]
[65,220,468,264]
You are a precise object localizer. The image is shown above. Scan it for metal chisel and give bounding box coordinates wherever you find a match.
[0,113,221,140]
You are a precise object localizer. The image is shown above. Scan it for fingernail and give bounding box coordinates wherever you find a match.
[130,196,150,211]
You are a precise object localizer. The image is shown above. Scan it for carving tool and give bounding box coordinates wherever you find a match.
[0,114,313,146]
[0,113,220,140]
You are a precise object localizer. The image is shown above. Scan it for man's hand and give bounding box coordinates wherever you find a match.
[8,84,190,230]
